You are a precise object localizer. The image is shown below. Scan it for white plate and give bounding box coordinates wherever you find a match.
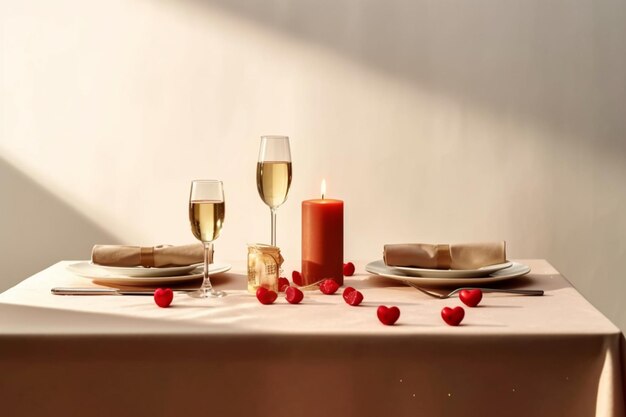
[87,262,203,277]
[67,262,231,286]
[392,261,513,278]
[366,260,531,286]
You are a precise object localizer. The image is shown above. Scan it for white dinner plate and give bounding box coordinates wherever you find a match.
[87,262,203,277]
[392,261,513,278]
[365,260,531,286]
[67,262,231,286]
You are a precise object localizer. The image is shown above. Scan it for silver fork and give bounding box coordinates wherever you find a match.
[404,281,544,299]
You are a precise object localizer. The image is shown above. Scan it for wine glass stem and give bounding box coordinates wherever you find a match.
[270,208,277,246]
[202,242,214,294]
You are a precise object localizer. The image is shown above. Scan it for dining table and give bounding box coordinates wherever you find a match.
[0,259,624,417]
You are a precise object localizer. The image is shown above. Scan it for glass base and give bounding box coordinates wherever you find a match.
[188,288,227,298]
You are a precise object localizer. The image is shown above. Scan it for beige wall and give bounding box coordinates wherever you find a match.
[1,1,625,329]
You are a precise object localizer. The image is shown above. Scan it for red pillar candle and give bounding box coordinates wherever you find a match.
[302,180,344,286]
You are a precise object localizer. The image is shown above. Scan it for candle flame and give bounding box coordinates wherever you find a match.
[321,179,326,199]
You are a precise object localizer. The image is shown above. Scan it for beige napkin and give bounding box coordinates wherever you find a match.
[91,244,205,268]
[384,241,506,270]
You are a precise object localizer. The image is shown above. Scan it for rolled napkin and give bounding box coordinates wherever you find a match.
[384,241,506,270]
[92,244,204,268]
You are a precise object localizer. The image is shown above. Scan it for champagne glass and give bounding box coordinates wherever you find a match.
[257,136,292,246]
[189,180,226,298]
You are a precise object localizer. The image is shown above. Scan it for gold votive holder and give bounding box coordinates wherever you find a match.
[247,244,283,293]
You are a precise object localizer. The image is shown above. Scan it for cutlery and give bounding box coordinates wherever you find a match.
[404,281,544,299]
[51,287,197,296]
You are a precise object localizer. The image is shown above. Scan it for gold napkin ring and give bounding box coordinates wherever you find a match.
[435,244,452,269]
[140,247,155,268]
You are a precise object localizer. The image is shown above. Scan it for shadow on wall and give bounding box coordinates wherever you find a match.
[0,156,119,291]
[181,0,626,153]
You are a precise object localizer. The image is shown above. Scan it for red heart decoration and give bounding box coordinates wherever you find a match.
[256,287,278,305]
[154,288,173,308]
[278,277,290,292]
[319,279,340,295]
[377,305,400,325]
[342,286,356,300]
[292,271,303,286]
[459,289,483,307]
[441,306,465,326]
[285,286,304,304]
[343,262,355,276]
[345,290,363,306]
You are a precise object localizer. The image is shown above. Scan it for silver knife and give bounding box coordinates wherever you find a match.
[51,287,197,296]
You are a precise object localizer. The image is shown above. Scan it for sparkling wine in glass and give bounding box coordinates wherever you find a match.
[257,136,292,246]
[189,180,226,298]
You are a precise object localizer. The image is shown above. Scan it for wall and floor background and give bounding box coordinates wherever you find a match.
[1,0,625,330]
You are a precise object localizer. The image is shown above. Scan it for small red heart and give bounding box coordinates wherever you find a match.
[292,271,303,286]
[377,305,400,325]
[345,290,363,306]
[285,286,304,304]
[343,262,355,276]
[342,286,356,300]
[459,289,483,307]
[441,306,465,326]
[278,277,290,292]
[319,279,340,295]
[154,288,173,308]
[256,287,278,305]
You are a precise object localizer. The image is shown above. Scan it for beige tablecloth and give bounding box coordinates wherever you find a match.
[0,260,624,417]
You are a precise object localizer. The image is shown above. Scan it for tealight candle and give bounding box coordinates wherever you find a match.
[302,180,344,286]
